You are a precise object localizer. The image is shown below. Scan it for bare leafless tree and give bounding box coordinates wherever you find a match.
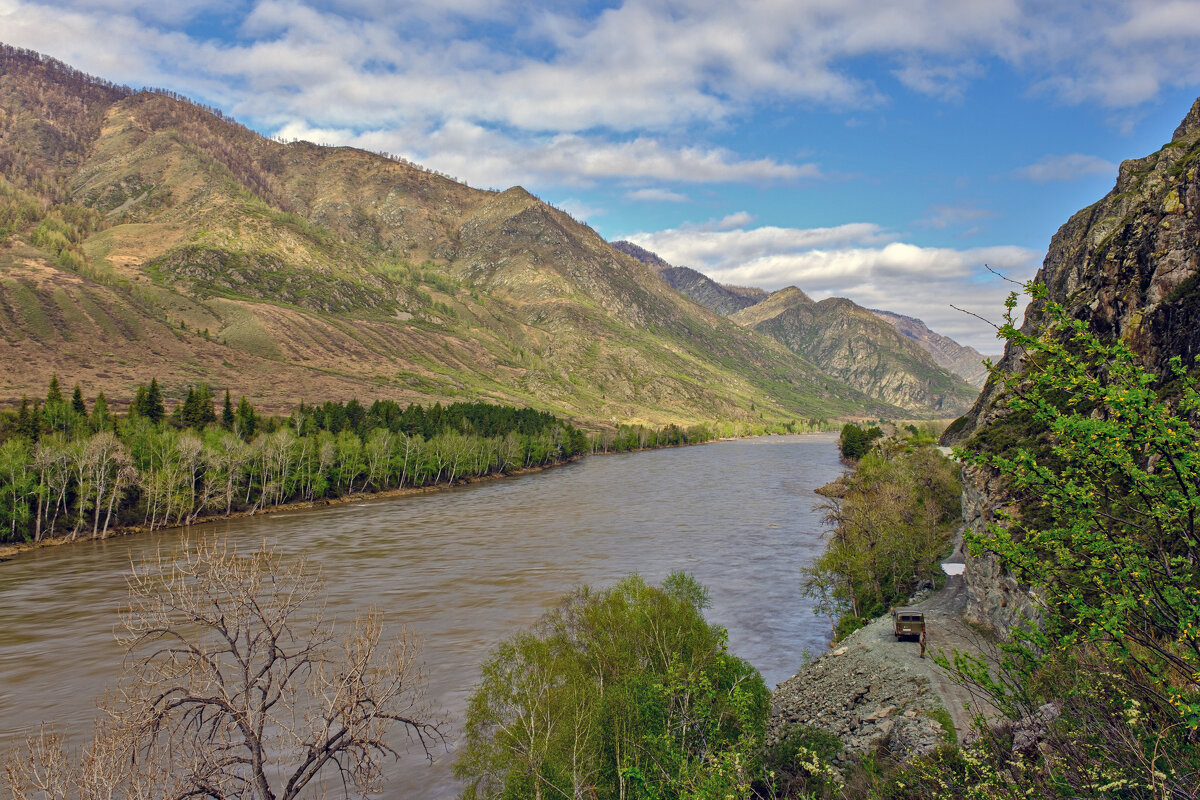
[3,538,445,800]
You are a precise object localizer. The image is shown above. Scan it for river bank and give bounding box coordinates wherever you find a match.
[0,457,582,562]
[0,433,772,563]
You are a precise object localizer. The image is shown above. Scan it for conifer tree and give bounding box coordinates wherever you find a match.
[45,375,63,405]
[235,396,257,439]
[70,383,86,415]
[15,396,38,442]
[196,383,216,428]
[130,385,148,419]
[222,389,235,430]
[144,378,165,424]
[91,392,109,432]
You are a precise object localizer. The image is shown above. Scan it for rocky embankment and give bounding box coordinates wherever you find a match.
[769,574,994,764]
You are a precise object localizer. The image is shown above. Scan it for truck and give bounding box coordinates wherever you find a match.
[892,608,925,641]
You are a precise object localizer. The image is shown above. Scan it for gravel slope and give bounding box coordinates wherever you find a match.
[769,571,1001,764]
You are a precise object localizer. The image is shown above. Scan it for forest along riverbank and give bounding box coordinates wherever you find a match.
[0,433,842,800]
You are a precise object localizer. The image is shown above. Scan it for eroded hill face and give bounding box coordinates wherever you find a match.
[731,290,980,415]
[616,237,981,415]
[870,309,996,388]
[0,46,898,424]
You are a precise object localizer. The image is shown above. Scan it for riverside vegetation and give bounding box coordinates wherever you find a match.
[772,286,1200,799]
[0,376,800,545]
[7,289,1200,799]
[804,423,962,641]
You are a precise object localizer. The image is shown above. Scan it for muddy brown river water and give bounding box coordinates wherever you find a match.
[0,433,842,798]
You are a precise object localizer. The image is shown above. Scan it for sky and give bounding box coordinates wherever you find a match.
[5,1,1200,350]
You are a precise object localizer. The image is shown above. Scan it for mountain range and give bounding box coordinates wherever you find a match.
[614,241,987,413]
[0,44,981,425]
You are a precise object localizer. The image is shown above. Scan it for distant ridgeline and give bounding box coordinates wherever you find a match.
[0,377,732,545]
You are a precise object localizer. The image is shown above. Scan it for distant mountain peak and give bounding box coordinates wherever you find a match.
[869,309,995,388]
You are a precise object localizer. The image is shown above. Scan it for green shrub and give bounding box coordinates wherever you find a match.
[455,573,769,800]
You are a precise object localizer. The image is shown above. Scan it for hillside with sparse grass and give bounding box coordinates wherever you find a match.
[0,44,902,426]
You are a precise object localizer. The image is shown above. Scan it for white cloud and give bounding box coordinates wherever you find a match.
[891,58,983,100]
[630,222,892,270]
[1112,1,1200,43]
[555,197,605,222]
[626,221,1040,350]
[4,0,1200,192]
[1015,153,1118,183]
[270,120,812,188]
[708,212,755,231]
[626,188,690,203]
[919,205,996,231]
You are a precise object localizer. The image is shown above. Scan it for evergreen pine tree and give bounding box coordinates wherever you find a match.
[131,385,148,419]
[45,375,63,405]
[91,392,110,432]
[236,396,257,439]
[180,386,199,429]
[145,378,165,424]
[196,383,217,428]
[222,389,235,430]
[71,384,87,415]
[15,396,39,442]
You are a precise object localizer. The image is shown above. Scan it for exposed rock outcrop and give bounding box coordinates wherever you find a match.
[769,613,949,764]
[945,97,1200,631]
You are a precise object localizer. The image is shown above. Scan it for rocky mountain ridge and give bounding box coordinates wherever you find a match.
[0,44,899,425]
[730,290,980,415]
[870,309,995,388]
[613,240,982,415]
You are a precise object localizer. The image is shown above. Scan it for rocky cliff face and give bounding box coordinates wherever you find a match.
[611,242,769,315]
[946,97,1200,631]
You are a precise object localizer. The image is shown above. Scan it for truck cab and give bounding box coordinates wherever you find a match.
[892,608,925,641]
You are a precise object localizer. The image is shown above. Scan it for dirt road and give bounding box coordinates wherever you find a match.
[769,563,1001,758]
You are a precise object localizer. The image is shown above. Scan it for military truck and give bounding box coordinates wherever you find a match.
[892,608,925,641]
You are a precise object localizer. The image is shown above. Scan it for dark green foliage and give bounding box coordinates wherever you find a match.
[456,574,769,800]
[805,438,961,637]
[178,384,217,430]
[131,378,166,423]
[758,725,844,798]
[925,283,1200,798]
[45,374,63,405]
[15,396,38,442]
[0,380,595,543]
[235,396,257,439]
[221,389,234,430]
[90,392,109,432]
[838,423,881,460]
[70,383,86,415]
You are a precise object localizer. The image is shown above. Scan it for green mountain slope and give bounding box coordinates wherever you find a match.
[0,44,898,425]
[731,288,980,415]
[615,238,980,415]
[870,309,996,387]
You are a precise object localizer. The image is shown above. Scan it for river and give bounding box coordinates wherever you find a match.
[0,433,843,798]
